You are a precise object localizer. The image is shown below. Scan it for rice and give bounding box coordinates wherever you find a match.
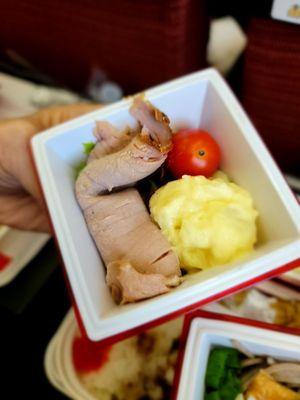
[77,318,183,400]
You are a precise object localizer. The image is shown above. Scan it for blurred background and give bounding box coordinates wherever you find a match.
[0,0,299,399]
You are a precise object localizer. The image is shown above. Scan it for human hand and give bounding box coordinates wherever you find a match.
[0,103,101,232]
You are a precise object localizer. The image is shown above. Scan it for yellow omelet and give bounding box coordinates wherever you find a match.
[245,371,300,400]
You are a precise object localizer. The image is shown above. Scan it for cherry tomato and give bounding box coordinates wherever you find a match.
[167,129,221,178]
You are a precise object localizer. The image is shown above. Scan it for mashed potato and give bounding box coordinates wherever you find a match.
[150,173,258,271]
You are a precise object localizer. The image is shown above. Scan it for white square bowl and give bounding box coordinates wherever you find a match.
[31,68,300,342]
[176,312,300,399]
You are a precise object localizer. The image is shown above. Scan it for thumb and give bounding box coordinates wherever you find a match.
[27,103,102,131]
[23,103,102,200]
[3,103,102,203]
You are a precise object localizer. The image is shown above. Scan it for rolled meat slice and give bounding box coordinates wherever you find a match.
[76,133,166,209]
[129,96,172,153]
[75,97,181,304]
[83,189,180,277]
[107,260,180,305]
[87,121,134,163]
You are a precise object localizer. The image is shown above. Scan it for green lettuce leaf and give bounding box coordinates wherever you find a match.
[74,142,96,177]
[83,142,96,155]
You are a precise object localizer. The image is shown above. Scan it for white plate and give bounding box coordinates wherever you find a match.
[0,229,50,286]
[0,226,9,241]
[44,328,70,396]
[45,311,112,400]
[45,304,231,400]
[177,315,300,399]
[55,312,94,400]
[45,311,86,399]
[32,68,300,341]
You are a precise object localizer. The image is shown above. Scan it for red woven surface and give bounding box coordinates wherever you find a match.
[0,0,208,93]
[242,18,300,174]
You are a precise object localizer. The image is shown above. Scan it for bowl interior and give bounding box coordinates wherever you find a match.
[34,70,300,340]
[178,318,300,399]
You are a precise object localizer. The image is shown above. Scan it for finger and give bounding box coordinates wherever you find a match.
[0,103,102,229]
[27,103,102,130]
[1,103,101,202]
[0,192,50,232]
[21,103,102,201]
[0,119,44,203]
